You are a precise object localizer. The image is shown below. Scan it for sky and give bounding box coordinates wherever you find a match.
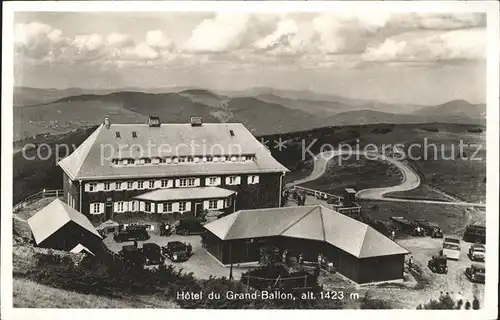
[13,11,487,105]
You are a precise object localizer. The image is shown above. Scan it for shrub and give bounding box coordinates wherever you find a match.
[360,292,392,309]
[417,292,456,309]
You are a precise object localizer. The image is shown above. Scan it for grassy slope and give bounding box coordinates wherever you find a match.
[13,278,179,308]
[385,184,453,202]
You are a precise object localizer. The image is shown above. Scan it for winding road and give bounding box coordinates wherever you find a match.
[288,149,486,208]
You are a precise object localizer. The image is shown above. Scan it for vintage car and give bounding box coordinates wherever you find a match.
[428,255,448,274]
[142,243,165,266]
[468,244,485,262]
[119,245,145,265]
[390,217,425,236]
[413,219,444,238]
[175,218,206,236]
[161,241,191,262]
[463,225,486,244]
[465,263,485,283]
[113,225,150,242]
[442,236,461,260]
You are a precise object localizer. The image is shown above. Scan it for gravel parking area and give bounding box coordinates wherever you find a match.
[103,233,251,280]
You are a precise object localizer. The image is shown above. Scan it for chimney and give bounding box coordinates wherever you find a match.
[104,117,110,129]
[190,116,203,127]
[148,116,161,127]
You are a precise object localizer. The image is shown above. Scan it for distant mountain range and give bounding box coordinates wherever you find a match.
[13,86,486,141]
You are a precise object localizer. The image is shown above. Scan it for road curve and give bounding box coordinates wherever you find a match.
[288,150,486,208]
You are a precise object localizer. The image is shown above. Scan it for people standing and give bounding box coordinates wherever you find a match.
[408,256,413,268]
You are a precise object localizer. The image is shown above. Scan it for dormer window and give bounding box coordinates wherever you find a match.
[187,156,194,163]
[115,132,121,138]
[132,131,137,138]
[206,156,213,162]
[144,158,151,164]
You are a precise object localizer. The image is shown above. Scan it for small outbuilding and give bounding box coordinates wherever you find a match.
[204,205,409,284]
[27,199,103,255]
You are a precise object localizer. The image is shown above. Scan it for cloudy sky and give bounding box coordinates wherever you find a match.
[14,11,486,104]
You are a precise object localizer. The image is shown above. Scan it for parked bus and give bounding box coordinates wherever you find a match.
[442,236,461,260]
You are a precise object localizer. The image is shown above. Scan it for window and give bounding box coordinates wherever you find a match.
[104,182,110,191]
[148,180,154,189]
[179,178,187,187]
[130,201,136,211]
[241,156,246,161]
[115,132,121,138]
[122,159,129,165]
[145,202,151,212]
[145,158,151,164]
[206,156,213,162]
[90,203,101,214]
[132,131,137,138]
[231,156,237,162]
[207,177,218,186]
[115,182,121,190]
[179,157,187,163]
[179,202,187,212]
[248,175,259,185]
[187,156,194,162]
[228,196,233,207]
[164,202,173,212]
[172,157,178,163]
[117,201,125,212]
[138,181,144,189]
[226,176,240,185]
[127,181,133,189]
[161,179,170,188]
[208,200,218,209]
[111,159,119,165]
[88,183,97,192]
[187,178,196,186]
[220,156,226,162]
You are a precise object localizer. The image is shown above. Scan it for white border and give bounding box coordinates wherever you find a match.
[2,1,499,320]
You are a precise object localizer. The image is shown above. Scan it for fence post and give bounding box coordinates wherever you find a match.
[42,189,46,197]
[304,275,307,288]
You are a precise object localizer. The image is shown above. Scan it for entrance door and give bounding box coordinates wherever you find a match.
[105,202,113,220]
[195,203,203,217]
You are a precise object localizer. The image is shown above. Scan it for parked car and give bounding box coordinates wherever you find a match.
[413,219,443,238]
[113,227,150,242]
[465,263,485,283]
[142,243,165,265]
[162,241,191,262]
[463,224,486,244]
[175,218,206,236]
[428,255,448,274]
[442,236,461,260]
[119,245,145,265]
[468,244,485,261]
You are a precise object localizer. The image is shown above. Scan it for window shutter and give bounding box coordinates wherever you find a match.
[100,203,105,214]
[95,183,103,191]
[113,202,118,212]
[247,176,252,184]
[154,180,161,188]
[175,179,180,187]
[236,176,241,185]
[140,201,145,212]
[151,203,156,213]
[217,200,224,209]
[203,200,209,210]
[255,175,260,183]
[131,181,137,189]
[123,202,129,212]
[90,204,95,214]
[194,157,200,163]
[205,177,210,186]
[186,202,192,212]
[109,182,115,191]
[216,177,221,186]
[84,183,90,192]
[194,178,200,187]
[172,202,179,212]
[158,203,164,213]
[225,177,230,185]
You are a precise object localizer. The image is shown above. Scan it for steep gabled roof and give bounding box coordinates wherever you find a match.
[27,199,102,244]
[204,205,409,259]
[58,122,289,180]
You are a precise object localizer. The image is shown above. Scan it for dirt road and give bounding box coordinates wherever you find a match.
[288,150,485,208]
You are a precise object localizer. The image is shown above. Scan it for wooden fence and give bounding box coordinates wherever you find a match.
[13,188,64,212]
[291,186,342,202]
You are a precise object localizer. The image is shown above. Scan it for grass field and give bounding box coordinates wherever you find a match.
[299,156,402,195]
[13,278,179,308]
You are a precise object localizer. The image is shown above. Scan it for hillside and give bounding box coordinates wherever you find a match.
[12,87,486,141]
